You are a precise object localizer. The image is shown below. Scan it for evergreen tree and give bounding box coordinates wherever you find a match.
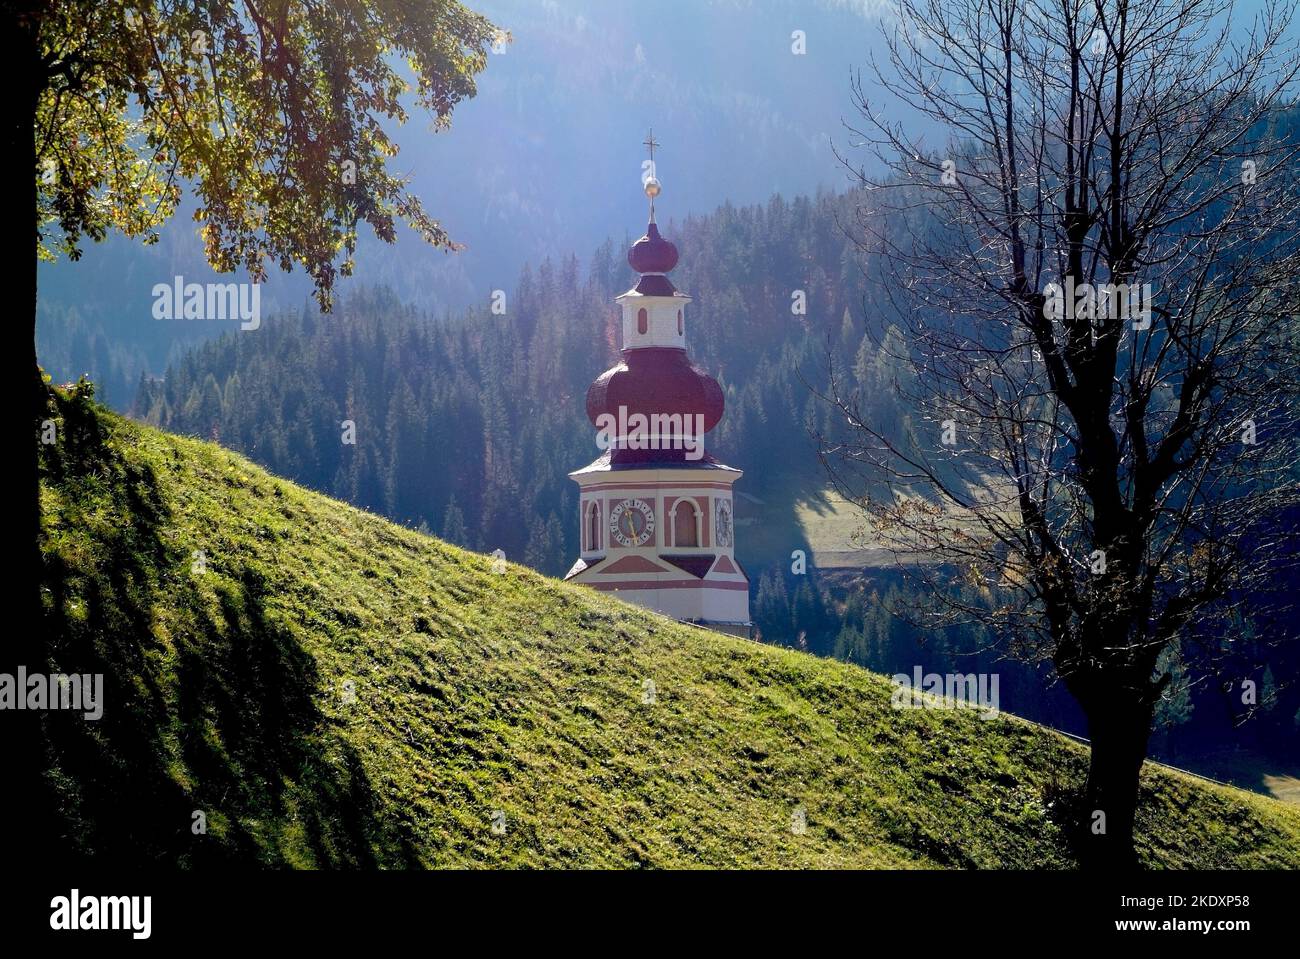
[442,496,469,548]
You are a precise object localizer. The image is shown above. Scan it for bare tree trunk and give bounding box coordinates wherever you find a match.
[1078,694,1154,869]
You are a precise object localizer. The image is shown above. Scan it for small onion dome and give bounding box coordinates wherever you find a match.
[586,348,725,464]
[628,222,679,274]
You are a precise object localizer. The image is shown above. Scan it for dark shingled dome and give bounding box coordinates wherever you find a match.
[627,222,679,274]
[587,348,724,430]
[585,348,724,465]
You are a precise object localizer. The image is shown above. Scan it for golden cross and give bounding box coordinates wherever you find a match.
[642,129,662,221]
[643,129,659,167]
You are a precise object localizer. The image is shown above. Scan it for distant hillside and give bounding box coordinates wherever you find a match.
[35,387,1300,867]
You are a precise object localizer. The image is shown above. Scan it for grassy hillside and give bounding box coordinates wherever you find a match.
[35,385,1300,868]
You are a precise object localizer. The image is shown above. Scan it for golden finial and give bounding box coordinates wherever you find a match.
[642,129,661,222]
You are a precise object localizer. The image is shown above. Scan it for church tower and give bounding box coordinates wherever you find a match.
[565,136,750,637]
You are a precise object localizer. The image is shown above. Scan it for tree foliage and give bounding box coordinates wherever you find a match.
[35,0,498,305]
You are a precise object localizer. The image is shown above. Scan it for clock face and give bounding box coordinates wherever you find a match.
[715,498,733,547]
[609,498,655,547]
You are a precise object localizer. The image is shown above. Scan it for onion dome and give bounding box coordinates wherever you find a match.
[586,348,725,465]
[628,222,679,274]
[587,348,724,430]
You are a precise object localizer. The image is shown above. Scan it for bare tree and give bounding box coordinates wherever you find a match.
[820,0,1300,866]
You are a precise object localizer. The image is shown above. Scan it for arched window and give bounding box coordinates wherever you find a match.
[587,501,601,551]
[673,500,698,547]
[677,310,683,335]
[637,308,648,334]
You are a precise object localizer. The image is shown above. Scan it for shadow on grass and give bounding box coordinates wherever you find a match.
[38,389,415,867]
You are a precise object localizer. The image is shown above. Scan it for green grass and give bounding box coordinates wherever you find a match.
[36,387,1300,868]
